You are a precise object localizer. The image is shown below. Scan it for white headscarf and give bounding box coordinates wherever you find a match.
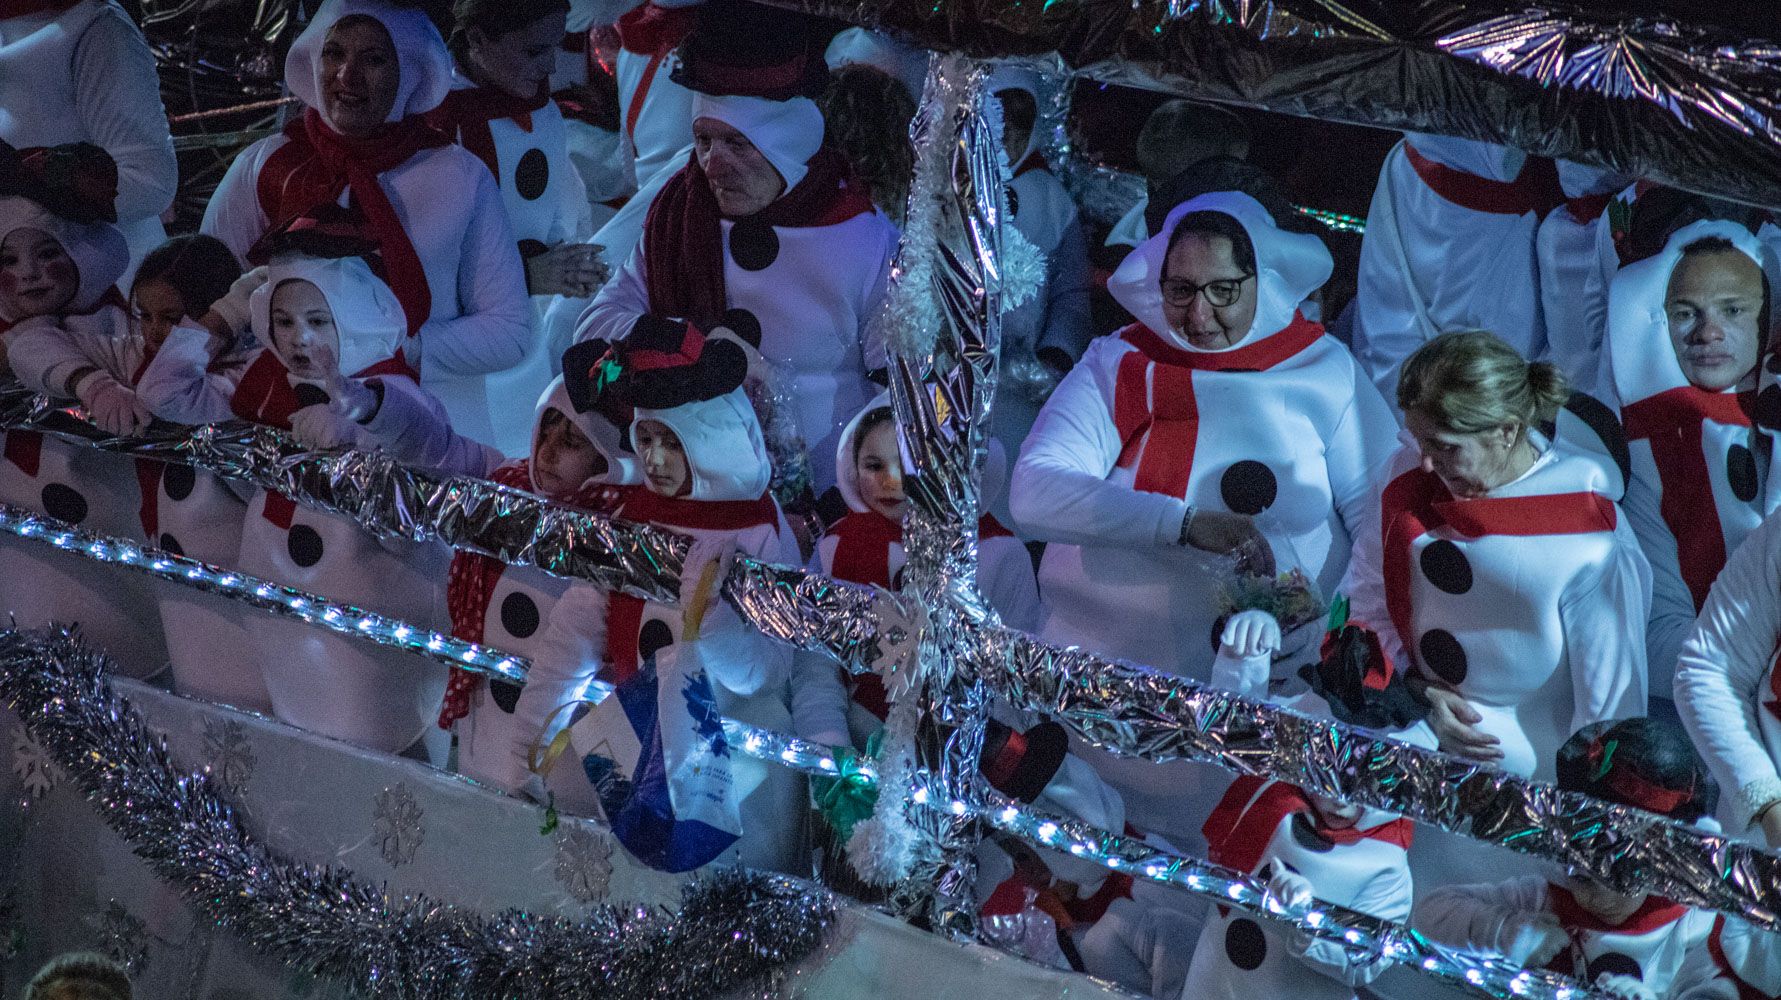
[251,255,406,379]
[531,376,640,491]
[1108,190,1332,353]
[632,386,770,501]
[285,0,454,128]
[0,195,127,316]
[986,64,1042,165]
[1605,219,1768,406]
[833,391,1007,516]
[689,92,824,192]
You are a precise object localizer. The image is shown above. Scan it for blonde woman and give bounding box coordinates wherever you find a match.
[1341,330,1649,780]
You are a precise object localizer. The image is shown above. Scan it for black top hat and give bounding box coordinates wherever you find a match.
[670,0,830,101]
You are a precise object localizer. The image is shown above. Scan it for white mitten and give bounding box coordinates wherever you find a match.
[1594,973,1656,1000]
[290,403,360,451]
[1266,865,1315,910]
[79,373,151,436]
[209,265,268,337]
[1209,609,1280,697]
[1501,911,1568,967]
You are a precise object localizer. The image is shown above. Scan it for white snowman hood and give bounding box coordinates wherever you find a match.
[1108,190,1333,353]
[1606,218,1768,406]
[986,64,1042,166]
[251,254,406,378]
[0,195,128,317]
[632,387,772,502]
[531,376,639,491]
[834,392,1008,517]
[286,0,455,128]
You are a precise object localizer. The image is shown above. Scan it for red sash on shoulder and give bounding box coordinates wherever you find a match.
[1379,464,1616,682]
[427,82,551,182]
[1546,883,1689,936]
[255,110,449,335]
[1404,141,1564,218]
[616,3,695,140]
[1111,316,1323,500]
[1621,385,1757,610]
[1202,775,1413,877]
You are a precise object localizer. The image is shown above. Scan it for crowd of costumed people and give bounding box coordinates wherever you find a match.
[6,0,1781,997]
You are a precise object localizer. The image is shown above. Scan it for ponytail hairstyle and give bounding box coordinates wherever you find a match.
[447,0,570,62]
[818,64,916,222]
[1397,330,1569,436]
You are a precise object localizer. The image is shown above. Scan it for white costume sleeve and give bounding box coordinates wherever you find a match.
[1675,513,1781,830]
[71,5,176,227]
[573,233,651,345]
[1416,876,1550,955]
[1033,216,1093,364]
[135,325,240,424]
[1323,357,1401,547]
[358,377,503,477]
[1622,464,1696,697]
[1558,513,1651,732]
[787,653,850,747]
[7,312,136,394]
[981,536,1040,633]
[1009,338,1189,549]
[1294,863,1413,987]
[199,138,275,264]
[413,168,532,377]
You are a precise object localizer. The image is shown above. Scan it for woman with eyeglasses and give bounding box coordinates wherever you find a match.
[1010,190,1398,836]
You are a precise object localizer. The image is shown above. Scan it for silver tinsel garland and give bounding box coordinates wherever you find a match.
[0,626,835,999]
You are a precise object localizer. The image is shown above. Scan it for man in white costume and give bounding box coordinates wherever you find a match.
[1536,160,1633,393]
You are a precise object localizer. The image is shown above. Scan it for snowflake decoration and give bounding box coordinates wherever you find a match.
[202,718,255,797]
[552,825,614,903]
[371,783,425,867]
[85,900,148,975]
[11,727,59,798]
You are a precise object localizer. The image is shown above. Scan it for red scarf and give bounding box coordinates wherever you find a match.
[256,110,450,335]
[603,485,779,683]
[1110,315,1323,500]
[1403,141,1564,218]
[825,509,1013,718]
[1544,883,1689,936]
[230,348,417,528]
[440,462,537,728]
[427,82,551,182]
[1202,775,1413,877]
[641,148,874,331]
[1621,385,1758,610]
[615,3,695,140]
[1378,464,1616,684]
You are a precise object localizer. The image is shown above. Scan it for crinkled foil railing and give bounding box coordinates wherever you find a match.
[0,502,529,680]
[724,718,1610,1000]
[0,626,834,1000]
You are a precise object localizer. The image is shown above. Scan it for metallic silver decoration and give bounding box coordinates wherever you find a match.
[201,717,256,799]
[10,725,57,799]
[86,900,150,977]
[371,783,425,868]
[0,501,530,682]
[552,825,615,904]
[0,627,836,999]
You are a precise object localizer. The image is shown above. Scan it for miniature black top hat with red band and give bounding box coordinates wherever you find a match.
[669,0,829,101]
[560,337,637,439]
[620,315,748,411]
[0,140,118,225]
[1302,608,1430,732]
[1557,717,1716,822]
[247,203,384,269]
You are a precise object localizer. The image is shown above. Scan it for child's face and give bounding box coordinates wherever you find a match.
[0,227,78,318]
[532,408,607,499]
[133,279,186,353]
[855,420,906,520]
[268,279,341,380]
[1306,792,1363,830]
[635,419,690,497]
[1564,872,1646,924]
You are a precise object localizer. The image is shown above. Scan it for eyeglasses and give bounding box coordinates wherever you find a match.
[1159,273,1253,309]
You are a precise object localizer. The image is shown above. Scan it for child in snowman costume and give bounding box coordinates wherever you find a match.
[220,250,457,759]
[0,140,165,677]
[1417,717,1719,1000]
[1669,908,1781,1000]
[558,325,828,873]
[413,358,640,795]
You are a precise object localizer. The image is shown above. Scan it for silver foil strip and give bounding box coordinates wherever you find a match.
[723,717,1607,1000]
[977,622,1781,927]
[0,502,529,681]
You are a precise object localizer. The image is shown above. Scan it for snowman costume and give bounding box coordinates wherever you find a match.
[0,0,176,270]
[1350,134,1562,401]
[429,60,597,456]
[200,0,531,449]
[1671,915,1781,1000]
[438,375,639,795]
[1536,162,1630,394]
[0,187,167,677]
[576,67,898,493]
[553,0,638,233]
[1604,221,1781,702]
[228,255,454,756]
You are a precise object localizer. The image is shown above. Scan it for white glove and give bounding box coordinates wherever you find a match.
[78,373,151,436]
[1594,973,1656,1000]
[312,345,379,422]
[1501,911,1568,967]
[1266,865,1315,910]
[208,265,268,337]
[290,403,360,451]
[1209,609,1280,697]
